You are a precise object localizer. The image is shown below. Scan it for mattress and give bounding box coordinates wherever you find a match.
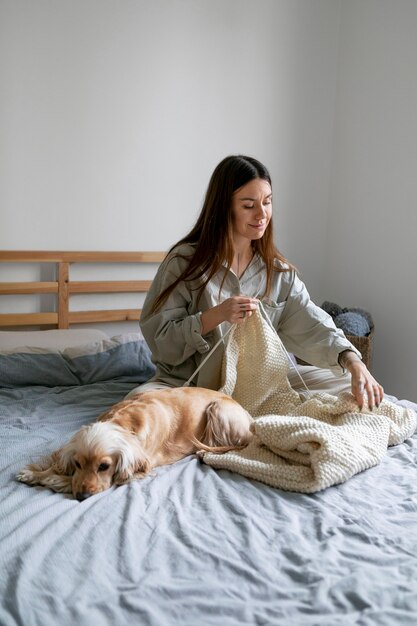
[1,336,417,625]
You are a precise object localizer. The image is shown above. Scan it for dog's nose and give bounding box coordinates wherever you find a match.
[76,491,92,502]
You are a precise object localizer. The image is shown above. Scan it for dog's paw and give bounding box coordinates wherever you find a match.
[16,468,38,485]
[16,468,72,493]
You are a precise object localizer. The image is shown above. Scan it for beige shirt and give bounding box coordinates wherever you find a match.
[140,243,361,390]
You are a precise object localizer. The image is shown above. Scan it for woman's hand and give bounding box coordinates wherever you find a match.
[218,296,259,325]
[340,350,384,410]
[201,296,259,335]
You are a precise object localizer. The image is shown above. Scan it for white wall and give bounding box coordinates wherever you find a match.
[325,0,417,400]
[1,1,415,400]
[0,0,340,282]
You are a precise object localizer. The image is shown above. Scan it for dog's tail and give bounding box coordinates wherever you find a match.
[192,399,253,455]
[190,436,248,454]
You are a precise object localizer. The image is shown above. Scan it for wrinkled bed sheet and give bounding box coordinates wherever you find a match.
[1,381,417,626]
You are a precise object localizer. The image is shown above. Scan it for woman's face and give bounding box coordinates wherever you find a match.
[231,178,272,245]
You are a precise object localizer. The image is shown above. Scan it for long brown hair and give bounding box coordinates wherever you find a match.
[152,155,293,311]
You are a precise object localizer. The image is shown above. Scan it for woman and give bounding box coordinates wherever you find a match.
[134,155,383,411]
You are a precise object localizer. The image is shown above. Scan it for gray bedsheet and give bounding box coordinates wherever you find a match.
[1,382,417,626]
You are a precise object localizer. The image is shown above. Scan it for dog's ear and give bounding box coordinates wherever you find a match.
[53,426,92,476]
[51,446,75,476]
[112,439,151,485]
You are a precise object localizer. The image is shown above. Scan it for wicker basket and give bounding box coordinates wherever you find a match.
[296,326,375,370]
[346,326,374,371]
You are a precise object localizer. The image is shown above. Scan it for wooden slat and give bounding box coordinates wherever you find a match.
[0,282,58,294]
[68,280,152,294]
[0,250,164,329]
[68,309,141,324]
[58,262,69,329]
[0,312,58,327]
[0,251,165,263]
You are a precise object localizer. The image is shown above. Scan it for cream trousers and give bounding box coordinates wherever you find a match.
[125,366,352,399]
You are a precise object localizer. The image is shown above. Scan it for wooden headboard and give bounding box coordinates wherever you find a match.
[0,251,165,329]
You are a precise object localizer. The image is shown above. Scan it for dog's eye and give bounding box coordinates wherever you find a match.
[98,463,110,472]
[74,461,81,469]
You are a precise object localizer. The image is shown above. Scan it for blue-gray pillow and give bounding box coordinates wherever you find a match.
[0,350,80,388]
[63,334,155,384]
[0,333,155,388]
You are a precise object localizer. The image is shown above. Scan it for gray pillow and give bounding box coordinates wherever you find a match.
[0,333,155,388]
[63,334,155,384]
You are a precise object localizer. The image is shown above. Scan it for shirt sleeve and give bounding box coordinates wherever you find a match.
[275,271,362,373]
[139,252,211,367]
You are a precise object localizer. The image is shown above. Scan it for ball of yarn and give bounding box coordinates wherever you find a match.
[349,307,374,329]
[334,312,370,337]
[321,301,346,318]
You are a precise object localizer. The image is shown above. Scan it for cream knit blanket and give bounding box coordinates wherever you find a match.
[200,309,416,492]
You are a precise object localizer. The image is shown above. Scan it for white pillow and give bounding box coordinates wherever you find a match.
[0,329,109,352]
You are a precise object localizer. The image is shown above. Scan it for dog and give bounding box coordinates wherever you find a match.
[17,387,252,501]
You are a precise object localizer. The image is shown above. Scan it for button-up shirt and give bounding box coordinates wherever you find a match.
[140,243,360,390]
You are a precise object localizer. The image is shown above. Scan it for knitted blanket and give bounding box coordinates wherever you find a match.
[200,309,416,492]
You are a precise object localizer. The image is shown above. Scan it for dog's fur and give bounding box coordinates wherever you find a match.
[17,387,252,501]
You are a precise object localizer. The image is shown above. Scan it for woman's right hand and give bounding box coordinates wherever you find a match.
[201,296,259,335]
[218,296,259,325]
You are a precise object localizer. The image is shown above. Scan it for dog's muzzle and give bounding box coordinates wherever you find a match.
[76,491,93,502]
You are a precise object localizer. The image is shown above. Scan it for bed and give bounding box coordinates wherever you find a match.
[1,251,417,626]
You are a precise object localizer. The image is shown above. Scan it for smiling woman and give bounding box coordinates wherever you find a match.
[132,155,384,410]
[230,177,272,278]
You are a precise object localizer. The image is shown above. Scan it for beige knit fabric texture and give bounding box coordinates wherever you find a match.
[201,309,416,492]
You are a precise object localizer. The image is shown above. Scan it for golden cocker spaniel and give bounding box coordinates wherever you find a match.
[17,387,252,501]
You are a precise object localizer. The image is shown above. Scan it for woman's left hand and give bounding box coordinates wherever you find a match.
[344,356,384,411]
